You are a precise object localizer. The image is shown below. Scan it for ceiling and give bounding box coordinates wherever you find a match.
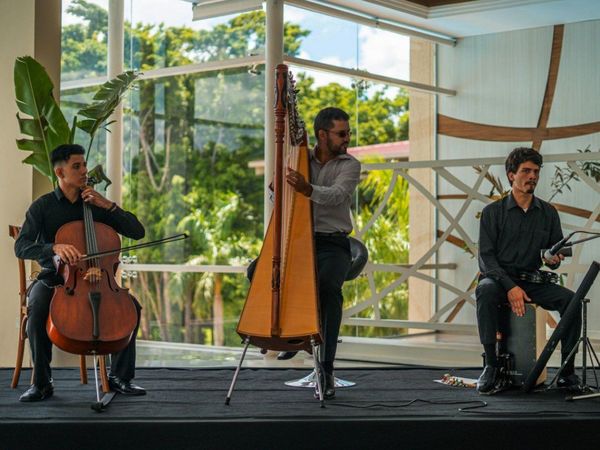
[407,0,477,6]
[325,0,600,38]
[186,1,600,39]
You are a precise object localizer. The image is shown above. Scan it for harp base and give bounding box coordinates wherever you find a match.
[226,336,329,406]
[237,333,322,354]
[284,370,356,388]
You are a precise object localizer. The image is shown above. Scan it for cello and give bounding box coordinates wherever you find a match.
[46,207,139,356]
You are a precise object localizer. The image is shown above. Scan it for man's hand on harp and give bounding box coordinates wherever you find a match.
[286,167,313,197]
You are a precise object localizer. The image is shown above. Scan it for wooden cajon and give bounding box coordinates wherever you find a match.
[503,304,547,386]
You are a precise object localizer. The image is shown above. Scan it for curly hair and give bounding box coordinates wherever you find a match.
[505,147,543,185]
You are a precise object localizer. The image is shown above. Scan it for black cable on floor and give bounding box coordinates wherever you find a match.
[326,398,488,412]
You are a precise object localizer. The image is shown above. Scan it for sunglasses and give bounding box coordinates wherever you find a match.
[326,129,353,139]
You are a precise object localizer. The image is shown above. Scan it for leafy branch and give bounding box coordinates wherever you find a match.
[473,165,509,198]
[14,56,70,185]
[77,70,139,161]
[14,55,139,186]
[549,147,600,201]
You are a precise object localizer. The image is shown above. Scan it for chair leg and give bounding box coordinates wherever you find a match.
[100,356,110,393]
[79,355,88,384]
[11,316,28,388]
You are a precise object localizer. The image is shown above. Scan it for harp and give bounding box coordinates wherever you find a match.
[236,64,322,353]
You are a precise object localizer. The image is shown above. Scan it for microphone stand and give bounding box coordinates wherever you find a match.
[542,232,600,400]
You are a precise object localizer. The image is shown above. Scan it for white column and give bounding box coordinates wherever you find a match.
[107,0,124,202]
[264,0,284,232]
[408,38,435,327]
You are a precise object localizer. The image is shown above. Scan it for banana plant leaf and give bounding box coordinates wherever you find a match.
[77,71,138,144]
[14,56,70,185]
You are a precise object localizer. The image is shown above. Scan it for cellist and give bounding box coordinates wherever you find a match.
[15,144,146,402]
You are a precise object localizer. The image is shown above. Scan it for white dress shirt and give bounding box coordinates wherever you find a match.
[308,147,361,234]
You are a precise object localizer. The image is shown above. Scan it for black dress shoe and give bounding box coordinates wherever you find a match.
[315,372,336,400]
[19,383,54,402]
[476,365,499,394]
[277,351,298,360]
[108,376,146,396]
[323,372,336,400]
[557,373,581,391]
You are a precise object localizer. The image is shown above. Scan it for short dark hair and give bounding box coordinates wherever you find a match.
[505,147,543,185]
[314,107,350,141]
[50,144,85,167]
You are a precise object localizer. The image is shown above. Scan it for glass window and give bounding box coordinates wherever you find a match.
[284,5,358,70]
[358,26,410,80]
[59,0,413,349]
[61,0,109,82]
[284,5,410,80]
[126,0,266,71]
[121,67,264,346]
[61,1,110,185]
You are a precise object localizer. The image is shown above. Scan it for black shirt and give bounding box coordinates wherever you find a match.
[15,187,145,286]
[478,193,563,292]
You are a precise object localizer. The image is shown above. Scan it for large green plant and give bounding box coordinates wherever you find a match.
[14,55,137,186]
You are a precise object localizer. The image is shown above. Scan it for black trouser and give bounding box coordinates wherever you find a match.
[27,280,141,387]
[315,235,352,371]
[476,277,581,363]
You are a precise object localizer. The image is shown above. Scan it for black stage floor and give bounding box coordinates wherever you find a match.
[2,366,600,450]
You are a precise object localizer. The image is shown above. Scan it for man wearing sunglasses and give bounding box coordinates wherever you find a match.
[286,107,361,399]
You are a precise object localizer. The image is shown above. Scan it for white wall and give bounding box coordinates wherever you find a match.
[0,0,35,367]
[435,20,600,332]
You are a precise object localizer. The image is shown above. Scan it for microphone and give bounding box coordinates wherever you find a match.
[543,232,574,260]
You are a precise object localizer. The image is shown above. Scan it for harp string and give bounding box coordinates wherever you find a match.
[281,115,300,280]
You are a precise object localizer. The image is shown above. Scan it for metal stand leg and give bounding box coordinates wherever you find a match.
[225,337,251,405]
[310,338,325,408]
[545,298,600,400]
[567,299,600,401]
[91,353,116,412]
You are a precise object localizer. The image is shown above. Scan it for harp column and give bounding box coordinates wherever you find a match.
[264,0,284,232]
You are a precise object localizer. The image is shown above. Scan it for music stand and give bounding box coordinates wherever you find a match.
[523,255,599,394]
[564,295,600,401]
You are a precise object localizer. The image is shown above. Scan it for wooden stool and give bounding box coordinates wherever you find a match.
[9,225,110,392]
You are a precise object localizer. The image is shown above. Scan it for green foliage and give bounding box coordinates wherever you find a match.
[77,70,139,158]
[296,75,409,146]
[14,54,137,186]
[549,146,600,202]
[61,0,108,80]
[14,56,71,186]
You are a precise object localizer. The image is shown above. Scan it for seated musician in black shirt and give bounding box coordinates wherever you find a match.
[15,144,146,402]
[476,147,581,394]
